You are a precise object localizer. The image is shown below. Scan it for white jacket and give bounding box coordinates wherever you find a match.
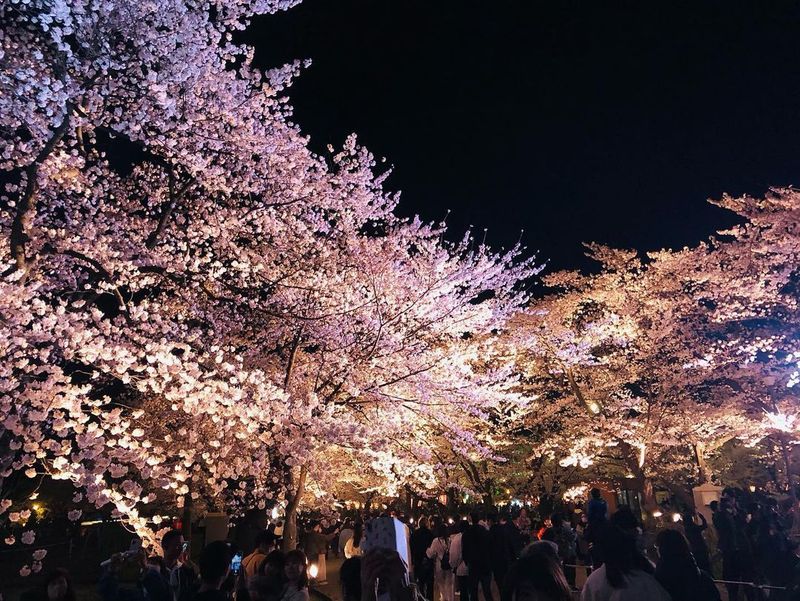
[447,533,468,576]
[580,565,671,601]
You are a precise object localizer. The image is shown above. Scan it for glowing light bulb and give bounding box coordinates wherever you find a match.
[588,402,600,414]
[672,513,681,523]
[749,485,756,493]
[409,517,414,524]
[309,564,319,579]
[448,517,454,524]
[652,510,663,518]
[271,506,279,520]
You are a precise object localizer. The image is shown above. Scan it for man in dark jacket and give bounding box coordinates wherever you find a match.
[462,513,493,601]
[410,517,435,600]
[488,513,517,592]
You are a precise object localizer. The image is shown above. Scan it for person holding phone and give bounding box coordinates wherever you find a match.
[159,529,198,601]
[192,541,233,601]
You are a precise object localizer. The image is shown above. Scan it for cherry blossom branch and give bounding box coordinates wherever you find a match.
[10,105,72,277]
[146,172,193,250]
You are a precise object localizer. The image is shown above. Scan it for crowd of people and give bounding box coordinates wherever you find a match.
[15,486,800,601]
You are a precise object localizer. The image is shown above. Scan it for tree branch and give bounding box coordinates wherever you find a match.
[10,106,72,276]
[146,172,192,249]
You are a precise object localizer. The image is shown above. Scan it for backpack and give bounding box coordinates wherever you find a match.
[440,537,452,571]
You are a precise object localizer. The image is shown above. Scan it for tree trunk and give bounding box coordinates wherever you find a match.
[779,437,795,499]
[694,441,710,484]
[282,465,307,552]
[182,480,193,539]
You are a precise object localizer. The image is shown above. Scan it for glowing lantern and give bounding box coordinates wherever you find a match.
[309,564,319,579]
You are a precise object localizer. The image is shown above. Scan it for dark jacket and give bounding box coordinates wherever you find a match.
[410,526,434,567]
[656,559,720,601]
[462,524,492,574]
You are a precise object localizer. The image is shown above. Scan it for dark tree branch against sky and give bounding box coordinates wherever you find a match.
[243,1,800,271]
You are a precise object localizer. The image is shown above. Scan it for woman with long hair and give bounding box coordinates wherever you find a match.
[426,523,455,601]
[580,524,670,601]
[655,529,720,601]
[280,549,309,601]
[344,521,363,559]
[503,542,572,601]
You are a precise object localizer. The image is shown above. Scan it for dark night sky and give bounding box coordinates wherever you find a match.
[243,1,800,271]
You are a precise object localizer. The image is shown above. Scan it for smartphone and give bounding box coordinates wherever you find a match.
[230,552,243,575]
[181,541,190,554]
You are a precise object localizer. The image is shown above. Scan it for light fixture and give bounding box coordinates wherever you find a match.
[271,506,279,520]
[672,513,681,523]
[309,564,319,579]
[652,510,663,518]
[409,517,414,524]
[749,485,756,493]
[448,517,454,524]
[588,402,601,414]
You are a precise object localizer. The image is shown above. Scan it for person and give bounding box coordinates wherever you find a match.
[463,512,494,601]
[280,549,310,601]
[339,520,355,556]
[449,520,470,601]
[502,542,572,601]
[411,517,435,600]
[542,512,577,589]
[427,523,455,601]
[712,498,757,601]
[580,524,670,601]
[585,489,608,569]
[98,545,163,601]
[344,521,363,559]
[360,548,416,601]
[488,513,516,592]
[587,489,608,525]
[682,509,712,572]
[243,531,276,580]
[340,556,362,601]
[191,540,233,601]
[302,521,331,582]
[240,550,286,601]
[21,568,77,601]
[161,529,199,601]
[609,506,645,555]
[654,529,720,601]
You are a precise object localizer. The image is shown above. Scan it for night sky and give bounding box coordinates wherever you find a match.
[244,1,800,271]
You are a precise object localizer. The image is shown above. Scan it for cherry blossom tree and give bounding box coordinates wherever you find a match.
[511,189,800,507]
[1,0,540,570]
